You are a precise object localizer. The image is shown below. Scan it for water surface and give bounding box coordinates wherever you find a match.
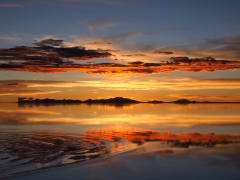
[1,103,240,179]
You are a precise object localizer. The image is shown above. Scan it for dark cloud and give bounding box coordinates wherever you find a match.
[34,38,64,47]
[88,57,240,74]
[128,61,144,65]
[0,38,111,63]
[123,54,146,57]
[143,63,161,67]
[0,55,240,74]
[123,68,155,74]
[153,49,174,55]
[0,39,240,74]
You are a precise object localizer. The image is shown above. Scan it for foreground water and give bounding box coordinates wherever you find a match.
[0,103,240,179]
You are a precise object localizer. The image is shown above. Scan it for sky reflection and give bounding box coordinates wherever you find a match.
[0,103,240,134]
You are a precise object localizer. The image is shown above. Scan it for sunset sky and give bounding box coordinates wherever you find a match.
[0,0,240,102]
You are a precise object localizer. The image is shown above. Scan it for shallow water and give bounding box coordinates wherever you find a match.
[0,103,240,179]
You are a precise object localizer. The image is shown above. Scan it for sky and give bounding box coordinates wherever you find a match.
[0,0,240,102]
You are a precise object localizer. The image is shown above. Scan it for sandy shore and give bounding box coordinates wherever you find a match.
[6,142,240,180]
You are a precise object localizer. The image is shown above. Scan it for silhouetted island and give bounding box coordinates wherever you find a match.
[17,97,240,106]
[18,97,140,106]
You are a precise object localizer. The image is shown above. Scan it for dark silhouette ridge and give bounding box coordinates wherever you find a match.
[173,99,195,104]
[17,97,240,106]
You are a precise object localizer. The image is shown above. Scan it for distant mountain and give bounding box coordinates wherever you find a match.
[172,99,195,104]
[84,97,140,104]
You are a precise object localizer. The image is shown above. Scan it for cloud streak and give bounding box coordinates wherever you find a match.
[174,35,240,61]
[0,3,24,8]
[0,0,140,8]
[83,17,120,31]
[0,80,62,96]
[1,78,240,100]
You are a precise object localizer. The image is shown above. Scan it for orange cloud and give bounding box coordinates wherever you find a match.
[0,90,60,96]
[1,56,240,73]
[2,77,240,91]
[1,39,240,74]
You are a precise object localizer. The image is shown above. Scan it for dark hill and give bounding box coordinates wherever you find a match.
[84,97,140,104]
[173,99,194,104]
